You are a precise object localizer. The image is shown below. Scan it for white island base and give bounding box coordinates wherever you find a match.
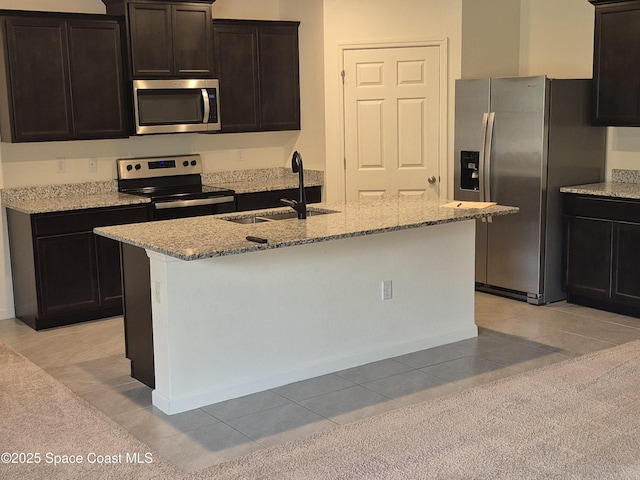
[148,220,477,415]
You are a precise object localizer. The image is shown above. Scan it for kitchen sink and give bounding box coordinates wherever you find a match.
[227,216,270,224]
[224,209,336,224]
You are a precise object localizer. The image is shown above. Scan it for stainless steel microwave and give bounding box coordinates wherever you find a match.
[133,79,221,135]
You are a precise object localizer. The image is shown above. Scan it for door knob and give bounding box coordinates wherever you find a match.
[428,176,437,184]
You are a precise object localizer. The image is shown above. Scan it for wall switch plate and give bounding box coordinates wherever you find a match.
[154,281,161,304]
[382,280,392,300]
[88,157,97,173]
[56,158,66,173]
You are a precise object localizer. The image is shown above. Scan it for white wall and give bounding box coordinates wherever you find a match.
[461,0,520,79]
[519,0,594,79]
[519,0,640,179]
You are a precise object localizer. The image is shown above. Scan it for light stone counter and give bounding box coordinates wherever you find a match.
[0,180,150,214]
[203,167,324,194]
[0,168,325,214]
[560,168,640,200]
[560,182,640,200]
[95,197,518,261]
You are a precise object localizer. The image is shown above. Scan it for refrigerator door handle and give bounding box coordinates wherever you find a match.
[484,111,496,223]
[479,113,489,203]
[485,111,496,201]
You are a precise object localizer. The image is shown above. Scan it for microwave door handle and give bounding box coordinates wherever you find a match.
[201,89,210,124]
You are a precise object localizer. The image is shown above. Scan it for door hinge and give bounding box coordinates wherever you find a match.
[341,70,345,83]
[343,156,347,170]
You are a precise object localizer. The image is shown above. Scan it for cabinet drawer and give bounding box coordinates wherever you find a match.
[33,204,149,236]
[564,195,640,223]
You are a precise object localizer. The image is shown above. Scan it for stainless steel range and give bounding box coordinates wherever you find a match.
[117,154,235,220]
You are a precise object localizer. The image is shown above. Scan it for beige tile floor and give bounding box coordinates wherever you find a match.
[1,292,639,474]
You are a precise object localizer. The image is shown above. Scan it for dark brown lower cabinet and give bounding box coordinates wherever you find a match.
[235,186,322,212]
[564,194,640,317]
[6,204,149,330]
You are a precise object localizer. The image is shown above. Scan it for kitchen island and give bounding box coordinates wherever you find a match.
[96,196,517,414]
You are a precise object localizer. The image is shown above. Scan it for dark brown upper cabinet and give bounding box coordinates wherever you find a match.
[0,14,128,142]
[213,19,300,133]
[104,1,214,78]
[590,0,640,125]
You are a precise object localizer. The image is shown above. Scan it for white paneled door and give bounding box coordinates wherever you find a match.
[343,45,443,201]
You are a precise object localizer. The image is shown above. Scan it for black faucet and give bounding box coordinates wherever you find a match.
[280,151,307,219]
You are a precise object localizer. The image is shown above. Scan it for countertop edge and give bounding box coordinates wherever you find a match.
[95,204,518,261]
[560,183,640,200]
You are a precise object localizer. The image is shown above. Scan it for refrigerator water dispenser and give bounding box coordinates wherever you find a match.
[460,151,479,190]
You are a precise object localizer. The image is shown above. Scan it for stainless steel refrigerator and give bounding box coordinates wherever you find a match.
[454,76,606,305]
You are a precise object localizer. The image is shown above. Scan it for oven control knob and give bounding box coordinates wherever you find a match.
[135,164,141,170]
[191,160,197,166]
[183,160,189,167]
[126,164,133,171]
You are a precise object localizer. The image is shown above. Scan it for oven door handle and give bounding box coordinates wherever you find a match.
[154,196,235,210]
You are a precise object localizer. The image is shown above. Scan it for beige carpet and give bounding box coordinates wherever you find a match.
[4,339,640,479]
[0,342,180,480]
[188,339,640,480]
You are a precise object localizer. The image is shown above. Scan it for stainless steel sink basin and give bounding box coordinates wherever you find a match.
[228,216,270,224]
[224,209,336,224]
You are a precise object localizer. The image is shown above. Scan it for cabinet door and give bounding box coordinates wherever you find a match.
[5,17,73,141]
[564,216,612,299]
[235,186,322,212]
[36,233,100,317]
[213,23,260,132]
[96,235,123,308]
[173,4,214,76]
[258,24,300,130]
[592,2,640,125]
[612,221,640,306]
[128,2,173,76]
[67,19,128,139]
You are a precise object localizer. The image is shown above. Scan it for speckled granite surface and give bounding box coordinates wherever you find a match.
[95,197,518,261]
[203,168,323,194]
[0,181,149,214]
[1,168,325,214]
[560,169,640,199]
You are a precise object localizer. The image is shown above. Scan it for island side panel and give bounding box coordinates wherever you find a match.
[148,220,477,414]
[121,243,154,388]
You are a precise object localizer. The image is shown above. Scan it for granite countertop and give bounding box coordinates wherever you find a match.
[560,182,640,200]
[560,168,640,200]
[0,181,150,214]
[94,197,519,261]
[203,168,323,194]
[0,168,325,214]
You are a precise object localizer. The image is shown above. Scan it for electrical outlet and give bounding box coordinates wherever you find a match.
[56,158,66,173]
[154,281,161,304]
[88,157,97,173]
[382,280,393,300]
